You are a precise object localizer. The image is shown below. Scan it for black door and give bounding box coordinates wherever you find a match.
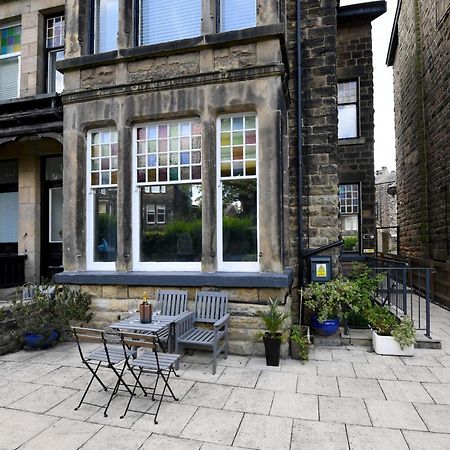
[41,156,63,280]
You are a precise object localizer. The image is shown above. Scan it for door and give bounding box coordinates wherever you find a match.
[41,156,63,280]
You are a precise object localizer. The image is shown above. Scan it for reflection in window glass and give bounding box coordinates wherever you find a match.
[339,184,360,252]
[95,0,119,53]
[220,0,256,32]
[140,184,202,262]
[94,188,117,262]
[49,187,63,243]
[222,179,257,262]
[338,81,358,139]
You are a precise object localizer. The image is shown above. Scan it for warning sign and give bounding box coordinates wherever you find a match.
[316,264,327,278]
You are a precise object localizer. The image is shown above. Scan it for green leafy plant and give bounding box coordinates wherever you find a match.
[343,236,358,251]
[11,283,92,344]
[290,325,310,361]
[391,316,416,349]
[257,298,289,340]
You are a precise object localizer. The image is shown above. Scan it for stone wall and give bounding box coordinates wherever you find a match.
[393,0,450,264]
[336,18,376,255]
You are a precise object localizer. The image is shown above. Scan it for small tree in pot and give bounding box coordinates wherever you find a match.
[257,298,289,366]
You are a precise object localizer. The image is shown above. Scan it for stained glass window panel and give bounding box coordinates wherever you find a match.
[0,25,21,55]
[90,130,118,187]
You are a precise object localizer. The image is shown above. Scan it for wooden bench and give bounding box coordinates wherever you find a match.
[176,291,229,374]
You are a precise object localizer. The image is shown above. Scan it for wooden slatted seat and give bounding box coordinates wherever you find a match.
[176,291,229,374]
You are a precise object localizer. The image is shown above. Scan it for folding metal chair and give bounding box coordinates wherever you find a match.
[72,326,144,417]
[119,331,181,424]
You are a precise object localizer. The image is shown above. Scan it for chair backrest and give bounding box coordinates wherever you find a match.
[157,289,188,316]
[194,291,228,323]
[72,326,105,345]
[120,331,157,351]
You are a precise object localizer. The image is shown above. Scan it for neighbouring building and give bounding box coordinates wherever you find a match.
[387,0,450,307]
[0,0,385,354]
[375,166,397,255]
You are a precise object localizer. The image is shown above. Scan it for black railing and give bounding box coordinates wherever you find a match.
[0,255,27,288]
[367,258,434,339]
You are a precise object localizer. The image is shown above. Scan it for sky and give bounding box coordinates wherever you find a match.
[340,0,397,172]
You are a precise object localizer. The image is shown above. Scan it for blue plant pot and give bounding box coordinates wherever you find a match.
[310,315,340,336]
[24,330,59,349]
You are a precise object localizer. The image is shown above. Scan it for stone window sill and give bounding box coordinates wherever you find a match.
[54,268,294,289]
[338,137,366,146]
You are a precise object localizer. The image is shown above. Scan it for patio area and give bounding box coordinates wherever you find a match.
[0,301,449,450]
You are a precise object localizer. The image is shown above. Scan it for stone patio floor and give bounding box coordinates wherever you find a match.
[0,302,449,449]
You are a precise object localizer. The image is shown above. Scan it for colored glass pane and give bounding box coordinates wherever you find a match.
[0,25,21,55]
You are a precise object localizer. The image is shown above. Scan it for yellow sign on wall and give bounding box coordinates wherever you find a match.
[316,263,327,278]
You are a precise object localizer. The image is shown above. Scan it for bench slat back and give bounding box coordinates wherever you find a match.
[72,326,104,344]
[194,291,228,323]
[157,289,188,316]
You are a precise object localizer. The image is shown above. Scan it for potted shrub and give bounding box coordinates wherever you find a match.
[290,325,311,361]
[366,305,415,356]
[257,298,289,366]
[11,283,92,349]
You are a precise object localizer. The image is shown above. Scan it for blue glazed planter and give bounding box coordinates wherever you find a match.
[310,315,340,336]
[24,330,59,349]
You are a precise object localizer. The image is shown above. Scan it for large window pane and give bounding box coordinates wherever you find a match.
[0,56,19,101]
[95,0,118,53]
[48,50,64,93]
[140,0,202,45]
[338,105,357,139]
[341,214,359,252]
[49,187,63,243]
[220,0,256,32]
[140,184,202,262]
[222,179,257,262]
[93,188,117,262]
[0,192,18,244]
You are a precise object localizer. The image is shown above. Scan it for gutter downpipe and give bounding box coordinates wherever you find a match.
[296,0,304,288]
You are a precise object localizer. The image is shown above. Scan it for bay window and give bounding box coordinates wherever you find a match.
[219,0,257,32]
[338,81,359,139]
[133,119,202,270]
[87,129,118,269]
[46,15,64,93]
[217,115,258,271]
[94,0,119,53]
[0,24,21,101]
[139,0,202,46]
[339,183,360,252]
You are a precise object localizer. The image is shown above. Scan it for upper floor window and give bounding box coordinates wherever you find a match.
[338,81,359,139]
[0,24,21,101]
[94,0,119,53]
[139,0,202,46]
[46,15,65,93]
[339,183,360,252]
[219,0,256,32]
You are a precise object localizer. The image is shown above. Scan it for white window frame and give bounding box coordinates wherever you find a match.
[132,121,202,272]
[216,113,259,272]
[0,23,21,100]
[339,183,361,253]
[86,128,117,270]
[146,204,156,224]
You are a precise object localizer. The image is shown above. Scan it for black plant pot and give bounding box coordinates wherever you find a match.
[263,334,281,366]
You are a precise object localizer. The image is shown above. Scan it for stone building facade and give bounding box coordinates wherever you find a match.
[387,0,450,306]
[0,0,385,353]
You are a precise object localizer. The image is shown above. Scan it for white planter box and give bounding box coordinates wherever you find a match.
[372,330,414,356]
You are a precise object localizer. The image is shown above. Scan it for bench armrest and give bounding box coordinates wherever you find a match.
[214,314,230,329]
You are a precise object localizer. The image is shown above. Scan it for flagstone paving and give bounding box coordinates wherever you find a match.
[0,302,449,449]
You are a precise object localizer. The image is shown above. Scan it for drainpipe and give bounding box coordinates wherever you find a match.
[296,0,304,287]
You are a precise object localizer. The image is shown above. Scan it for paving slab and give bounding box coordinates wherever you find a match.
[316,361,356,378]
[378,380,434,403]
[429,367,450,383]
[141,433,202,449]
[401,354,444,367]
[46,390,104,421]
[352,362,397,380]
[332,349,369,363]
[10,385,75,413]
[346,425,408,450]
[255,371,298,392]
[10,362,61,382]
[437,355,450,367]
[181,382,233,408]
[33,365,87,388]
[310,348,334,361]
[297,375,340,396]
[403,430,450,450]
[319,396,371,426]
[413,403,450,433]
[223,387,273,415]
[246,356,281,371]
[0,380,42,407]
[391,366,439,383]
[338,377,385,400]
[233,413,292,450]
[182,363,225,383]
[217,367,261,388]
[422,383,450,405]
[81,426,150,450]
[365,399,427,430]
[280,358,317,376]
[216,355,249,368]
[19,417,102,450]
[270,391,318,420]
[181,407,243,446]
[291,419,348,450]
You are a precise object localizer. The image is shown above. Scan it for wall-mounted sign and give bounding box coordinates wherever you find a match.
[363,248,375,254]
[316,264,327,278]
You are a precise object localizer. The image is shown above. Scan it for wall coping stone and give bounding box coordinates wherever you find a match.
[55,269,295,289]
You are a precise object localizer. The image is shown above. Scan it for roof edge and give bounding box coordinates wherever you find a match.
[337,1,387,22]
[386,0,402,66]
